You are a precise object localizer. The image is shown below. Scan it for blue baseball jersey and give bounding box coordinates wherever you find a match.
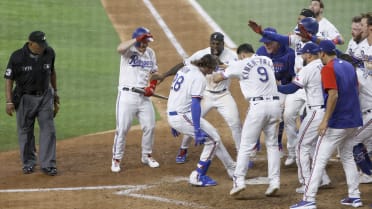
[256,45,295,85]
[321,58,363,128]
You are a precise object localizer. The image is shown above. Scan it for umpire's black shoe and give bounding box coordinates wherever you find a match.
[22,165,34,174]
[41,167,58,176]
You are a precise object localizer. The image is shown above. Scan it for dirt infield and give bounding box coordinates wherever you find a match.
[0,0,371,209]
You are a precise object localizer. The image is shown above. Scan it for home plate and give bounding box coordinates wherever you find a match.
[245,177,269,185]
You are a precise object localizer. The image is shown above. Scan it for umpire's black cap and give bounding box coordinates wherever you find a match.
[29,31,48,48]
[210,32,224,42]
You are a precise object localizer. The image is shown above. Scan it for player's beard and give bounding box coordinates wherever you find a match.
[353,33,363,44]
[303,59,308,66]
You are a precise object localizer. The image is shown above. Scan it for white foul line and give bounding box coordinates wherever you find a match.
[0,185,135,193]
[142,0,188,59]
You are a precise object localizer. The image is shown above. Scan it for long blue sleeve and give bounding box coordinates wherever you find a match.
[191,97,202,130]
[278,82,301,94]
[263,31,290,46]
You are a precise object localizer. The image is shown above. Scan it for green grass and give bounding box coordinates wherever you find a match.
[0,0,121,151]
[197,0,371,52]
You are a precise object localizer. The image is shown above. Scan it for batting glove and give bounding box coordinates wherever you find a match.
[248,20,263,35]
[171,128,180,137]
[136,33,153,42]
[297,24,317,43]
[194,128,208,146]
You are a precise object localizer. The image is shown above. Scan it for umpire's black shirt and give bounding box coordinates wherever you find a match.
[4,42,55,92]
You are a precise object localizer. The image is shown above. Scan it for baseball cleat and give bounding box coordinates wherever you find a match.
[230,184,246,196]
[340,197,363,208]
[290,200,316,209]
[284,156,296,166]
[265,184,279,196]
[175,148,187,164]
[359,173,372,184]
[111,159,121,172]
[22,165,34,174]
[141,154,160,168]
[41,167,58,176]
[189,170,217,187]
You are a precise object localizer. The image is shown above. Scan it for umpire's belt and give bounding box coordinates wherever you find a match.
[23,90,45,96]
[249,96,280,101]
[308,105,325,110]
[363,109,372,114]
[206,88,227,94]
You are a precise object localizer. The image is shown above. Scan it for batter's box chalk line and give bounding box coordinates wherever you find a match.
[245,176,270,185]
[115,176,208,209]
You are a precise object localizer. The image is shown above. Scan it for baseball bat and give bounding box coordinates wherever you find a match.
[131,87,168,100]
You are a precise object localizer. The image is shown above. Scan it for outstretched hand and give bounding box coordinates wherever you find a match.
[248,20,263,35]
[136,33,153,42]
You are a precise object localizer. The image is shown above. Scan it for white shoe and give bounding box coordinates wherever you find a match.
[111,159,121,173]
[359,173,372,184]
[141,154,160,168]
[295,185,305,194]
[285,156,296,166]
[265,184,279,196]
[230,184,246,196]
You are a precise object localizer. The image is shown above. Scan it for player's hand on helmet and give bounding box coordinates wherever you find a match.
[136,33,153,42]
[248,20,263,35]
[194,128,208,146]
[171,128,180,137]
[297,24,313,40]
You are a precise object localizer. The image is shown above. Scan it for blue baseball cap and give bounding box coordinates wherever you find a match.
[259,27,277,43]
[319,40,336,53]
[298,42,320,55]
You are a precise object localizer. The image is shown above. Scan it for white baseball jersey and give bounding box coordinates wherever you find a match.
[185,47,238,92]
[317,17,342,41]
[354,39,372,71]
[292,59,324,106]
[167,65,206,113]
[345,38,360,56]
[118,45,158,89]
[355,39,372,112]
[222,54,279,100]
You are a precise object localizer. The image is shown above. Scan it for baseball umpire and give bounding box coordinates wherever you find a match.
[4,31,59,176]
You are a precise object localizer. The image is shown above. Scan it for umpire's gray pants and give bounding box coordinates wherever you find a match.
[16,88,56,168]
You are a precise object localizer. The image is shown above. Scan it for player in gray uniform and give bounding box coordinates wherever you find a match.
[167,54,234,186]
[214,43,282,197]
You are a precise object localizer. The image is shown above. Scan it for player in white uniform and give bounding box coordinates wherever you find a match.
[277,43,327,194]
[214,43,282,197]
[167,54,235,186]
[111,27,161,172]
[345,16,363,57]
[352,12,372,184]
[309,0,344,45]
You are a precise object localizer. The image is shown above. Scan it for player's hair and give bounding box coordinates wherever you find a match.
[237,43,255,54]
[351,15,362,23]
[361,12,372,26]
[311,0,324,9]
[191,54,218,69]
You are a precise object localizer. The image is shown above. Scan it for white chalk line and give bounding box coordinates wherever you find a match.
[0,176,208,208]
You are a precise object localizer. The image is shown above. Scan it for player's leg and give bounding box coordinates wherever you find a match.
[175,96,213,163]
[138,97,159,168]
[111,92,136,172]
[283,91,306,166]
[338,128,362,206]
[230,104,265,196]
[262,101,282,196]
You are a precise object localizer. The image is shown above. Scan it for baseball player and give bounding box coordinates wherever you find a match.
[345,16,363,57]
[290,40,363,209]
[277,43,326,193]
[309,0,344,45]
[111,27,161,173]
[156,32,241,170]
[167,54,234,186]
[351,12,372,184]
[213,43,282,197]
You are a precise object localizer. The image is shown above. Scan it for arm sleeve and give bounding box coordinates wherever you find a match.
[191,97,202,130]
[321,63,338,92]
[263,31,290,46]
[277,82,301,94]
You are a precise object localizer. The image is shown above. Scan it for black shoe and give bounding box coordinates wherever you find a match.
[22,165,34,174]
[41,167,58,176]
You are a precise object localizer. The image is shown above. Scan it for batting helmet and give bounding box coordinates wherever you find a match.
[132,27,154,42]
[299,17,319,35]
